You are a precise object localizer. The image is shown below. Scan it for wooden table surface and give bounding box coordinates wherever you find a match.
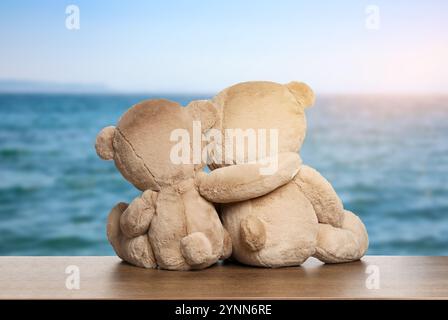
[0,256,447,299]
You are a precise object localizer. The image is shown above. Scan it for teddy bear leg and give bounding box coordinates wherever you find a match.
[313,210,369,264]
[240,216,267,251]
[120,234,156,268]
[180,232,214,266]
[107,202,157,268]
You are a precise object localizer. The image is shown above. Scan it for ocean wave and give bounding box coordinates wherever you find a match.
[0,148,31,158]
[0,171,55,191]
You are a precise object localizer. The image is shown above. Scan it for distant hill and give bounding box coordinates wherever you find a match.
[0,80,112,94]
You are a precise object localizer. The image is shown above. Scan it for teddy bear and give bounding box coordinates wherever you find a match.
[198,81,369,267]
[95,98,232,270]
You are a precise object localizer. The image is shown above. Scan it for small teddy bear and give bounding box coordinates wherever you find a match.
[95,99,231,270]
[198,81,368,267]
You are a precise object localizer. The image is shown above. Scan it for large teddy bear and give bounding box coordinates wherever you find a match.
[95,99,231,270]
[198,81,369,267]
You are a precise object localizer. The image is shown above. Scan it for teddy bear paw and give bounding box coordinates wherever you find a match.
[180,232,213,266]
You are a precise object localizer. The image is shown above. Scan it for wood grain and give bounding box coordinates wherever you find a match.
[0,256,447,299]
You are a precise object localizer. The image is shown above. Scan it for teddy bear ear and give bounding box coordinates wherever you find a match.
[95,126,116,160]
[285,81,315,109]
[187,100,219,131]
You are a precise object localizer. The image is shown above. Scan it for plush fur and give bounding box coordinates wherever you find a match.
[198,81,369,267]
[96,99,231,270]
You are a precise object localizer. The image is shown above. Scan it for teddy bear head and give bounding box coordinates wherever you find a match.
[95,99,217,191]
[210,81,315,166]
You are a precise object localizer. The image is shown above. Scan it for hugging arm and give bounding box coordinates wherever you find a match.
[197,152,302,203]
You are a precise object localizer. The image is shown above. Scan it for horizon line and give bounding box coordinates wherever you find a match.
[1,90,448,97]
[1,79,448,96]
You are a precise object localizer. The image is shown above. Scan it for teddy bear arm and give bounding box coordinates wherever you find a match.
[293,165,345,228]
[198,152,301,203]
[107,202,157,268]
[119,190,157,238]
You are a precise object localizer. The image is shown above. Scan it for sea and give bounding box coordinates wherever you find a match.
[0,93,447,255]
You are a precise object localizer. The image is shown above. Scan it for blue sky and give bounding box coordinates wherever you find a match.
[0,0,447,93]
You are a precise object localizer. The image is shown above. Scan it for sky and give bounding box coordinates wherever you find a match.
[0,0,447,94]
